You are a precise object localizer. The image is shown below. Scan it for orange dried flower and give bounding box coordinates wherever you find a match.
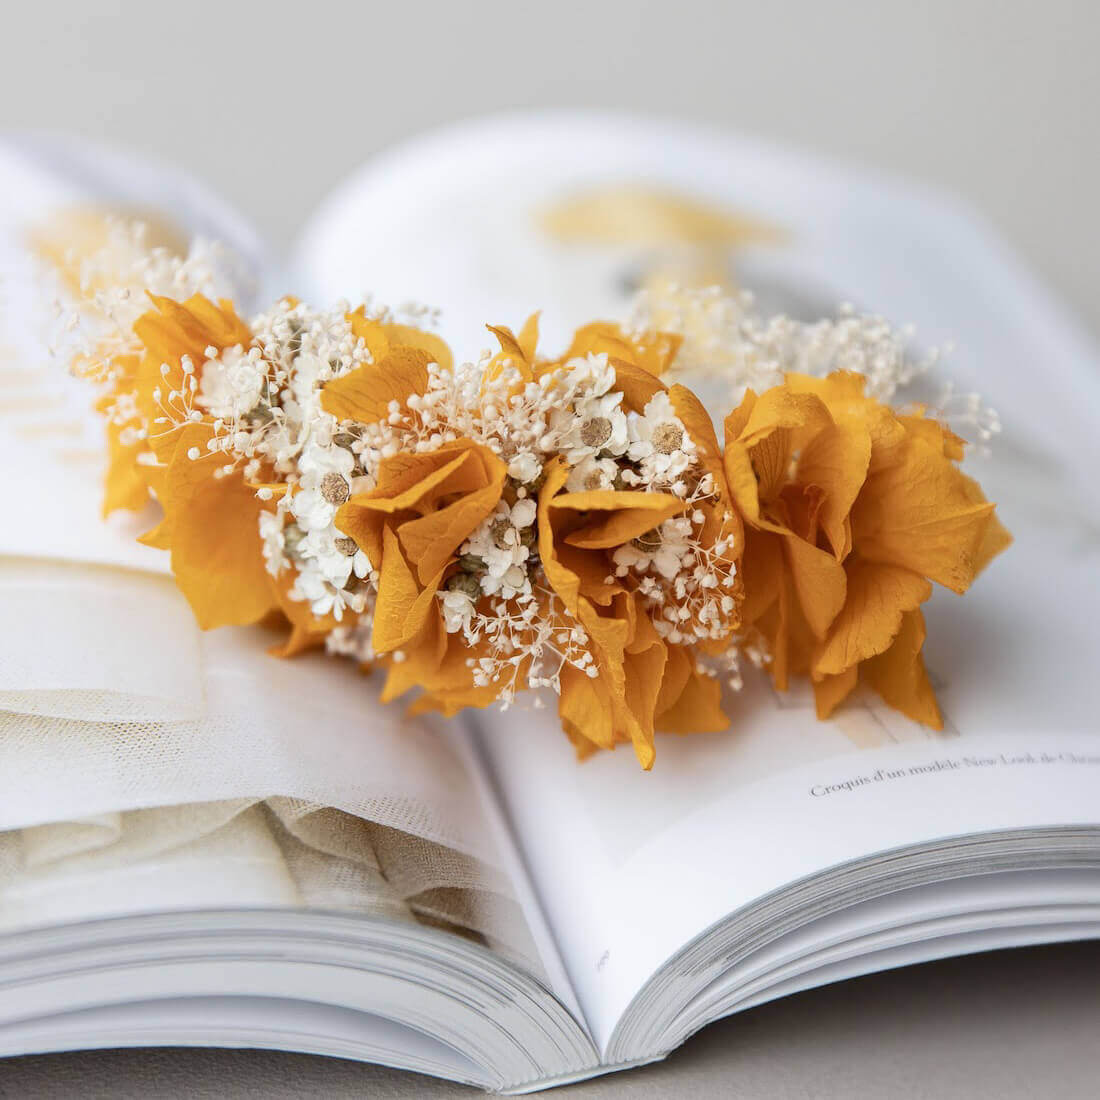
[723,371,1011,726]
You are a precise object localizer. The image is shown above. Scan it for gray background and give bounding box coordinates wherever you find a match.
[2,1,1098,1096]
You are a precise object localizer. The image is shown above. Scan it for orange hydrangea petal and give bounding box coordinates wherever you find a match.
[656,658,728,734]
[101,421,150,515]
[813,666,859,720]
[862,609,943,728]
[669,383,737,508]
[795,420,871,559]
[620,604,667,764]
[381,323,452,370]
[899,412,967,461]
[352,449,475,514]
[485,322,535,383]
[611,358,667,413]
[723,440,762,523]
[538,459,585,618]
[851,435,997,593]
[321,346,432,424]
[161,424,275,630]
[776,525,848,639]
[723,385,832,510]
[372,526,446,653]
[814,559,931,677]
[557,490,685,549]
[785,372,907,472]
[960,473,1013,575]
[380,611,449,703]
[736,385,832,450]
[559,666,617,752]
[398,469,505,582]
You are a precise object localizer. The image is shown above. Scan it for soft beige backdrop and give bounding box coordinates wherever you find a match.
[3,1,1098,1097]
[5,0,1097,337]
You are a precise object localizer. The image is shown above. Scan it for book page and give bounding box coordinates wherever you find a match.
[475,430,1100,1046]
[292,114,1100,1050]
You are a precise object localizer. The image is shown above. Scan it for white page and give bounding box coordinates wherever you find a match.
[294,112,1100,1051]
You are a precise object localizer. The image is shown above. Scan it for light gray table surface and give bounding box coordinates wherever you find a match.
[3,942,1099,1098]
[2,1,1098,1096]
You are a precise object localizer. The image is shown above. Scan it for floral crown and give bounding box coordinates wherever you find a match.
[55,220,1009,770]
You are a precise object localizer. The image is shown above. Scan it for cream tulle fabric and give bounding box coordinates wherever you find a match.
[0,556,538,967]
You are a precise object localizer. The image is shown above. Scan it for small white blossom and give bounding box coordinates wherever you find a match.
[462,498,537,581]
[507,451,543,483]
[627,391,696,482]
[290,442,357,531]
[566,454,619,492]
[441,589,476,633]
[196,344,264,420]
[613,515,694,580]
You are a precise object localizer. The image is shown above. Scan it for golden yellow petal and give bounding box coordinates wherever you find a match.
[861,609,943,728]
[517,312,541,362]
[559,666,617,751]
[162,424,275,630]
[669,383,736,509]
[814,559,931,678]
[959,473,1013,575]
[558,491,685,550]
[372,526,445,653]
[656,661,728,734]
[379,323,452,371]
[785,372,907,472]
[538,459,582,616]
[851,435,997,593]
[723,441,762,523]
[813,667,859,719]
[398,475,505,583]
[621,607,667,761]
[611,358,667,413]
[321,346,431,424]
[346,311,391,363]
[795,420,872,559]
[777,526,848,639]
[352,449,475,515]
[899,412,967,461]
[380,611,449,703]
[101,421,150,516]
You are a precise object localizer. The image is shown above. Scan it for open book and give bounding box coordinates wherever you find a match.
[1,113,1098,1094]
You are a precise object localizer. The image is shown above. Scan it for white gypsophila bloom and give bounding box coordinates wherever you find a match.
[480,563,532,600]
[299,525,371,589]
[459,499,536,580]
[566,454,619,492]
[326,621,376,664]
[290,559,364,621]
[58,221,243,388]
[440,589,477,633]
[612,515,694,581]
[196,343,265,420]
[258,507,288,577]
[289,442,357,531]
[629,283,1005,450]
[626,391,697,482]
[507,451,543,484]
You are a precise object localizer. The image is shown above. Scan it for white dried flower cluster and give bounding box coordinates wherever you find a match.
[55,220,237,442]
[630,282,1000,446]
